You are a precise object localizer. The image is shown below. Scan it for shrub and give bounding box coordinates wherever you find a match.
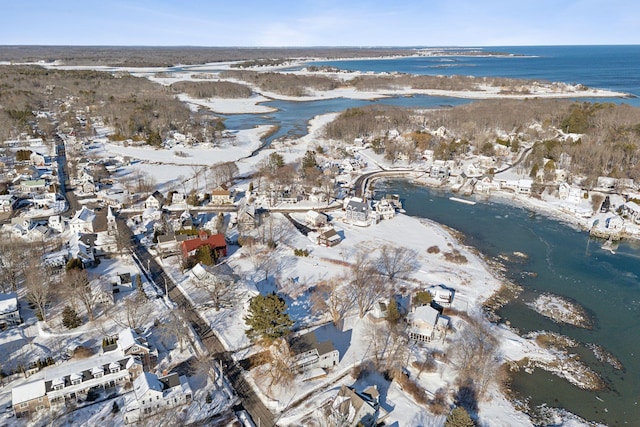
[427,245,440,254]
[294,248,310,257]
[445,406,475,427]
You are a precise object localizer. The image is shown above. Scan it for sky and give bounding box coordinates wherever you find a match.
[1,0,639,47]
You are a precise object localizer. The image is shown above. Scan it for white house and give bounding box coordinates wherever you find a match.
[373,199,395,221]
[144,191,165,210]
[48,215,64,233]
[0,292,20,327]
[427,284,454,307]
[408,305,449,343]
[290,329,339,373]
[123,372,192,424]
[305,210,328,227]
[621,201,640,224]
[69,206,96,234]
[12,353,142,418]
[0,194,17,213]
[210,185,233,205]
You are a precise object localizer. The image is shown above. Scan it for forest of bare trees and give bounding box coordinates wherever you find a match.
[0,46,416,67]
[323,99,640,182]
[170,81,252,99]
[0,65,194,142]
[219,70,340,96]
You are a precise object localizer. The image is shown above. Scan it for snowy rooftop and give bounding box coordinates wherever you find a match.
[0,292,18,315]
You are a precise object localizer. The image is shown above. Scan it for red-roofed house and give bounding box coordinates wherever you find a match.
[180,231,227,261]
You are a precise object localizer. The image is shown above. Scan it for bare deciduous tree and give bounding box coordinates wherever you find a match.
[192,270,239,311]
[110,293,151,329]
[0,237,29,292]
[252,338,294,396]
[311,279,355,326]
[449,317,502,400]
[24,263,53,323]
[377,245,418,281]
[347,250,386,318]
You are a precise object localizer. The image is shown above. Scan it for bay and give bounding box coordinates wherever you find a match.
[375,179,640,425]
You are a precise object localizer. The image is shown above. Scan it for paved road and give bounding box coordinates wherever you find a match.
[118,216,277,427]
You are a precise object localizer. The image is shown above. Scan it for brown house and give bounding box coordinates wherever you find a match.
[180,231,227,260]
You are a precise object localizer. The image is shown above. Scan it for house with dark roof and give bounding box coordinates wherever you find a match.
[289,329,339,373]
[344,197,370,226]
[144,191,165,210]
[180,231,227,261]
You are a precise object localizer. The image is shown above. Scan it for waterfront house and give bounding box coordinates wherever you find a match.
[344,197,370,226]
[407,304,449,343]
[210,185,233,205]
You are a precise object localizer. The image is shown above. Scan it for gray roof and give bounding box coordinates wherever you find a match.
[290,329,336,357]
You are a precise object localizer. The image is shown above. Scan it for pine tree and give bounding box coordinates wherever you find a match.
[62,305,82,329]
[244,293,294,343]
[195,245,214,265]
[445,406,475,427]
[386,298,401,324]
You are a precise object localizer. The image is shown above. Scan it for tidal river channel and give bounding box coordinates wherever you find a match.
[376,179,640,426]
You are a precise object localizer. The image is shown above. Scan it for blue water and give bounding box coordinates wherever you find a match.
[190,47,640,423]
[374,180,640,425]
[310,45,640,104]
[215,46,640,149]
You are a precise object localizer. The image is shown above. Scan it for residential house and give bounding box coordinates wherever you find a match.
[144,191,165,210]
[621,201,640,224]
[330,385,380,427]
[170,191,187,206]
[48,215,64,233]
[237,203,258,232]
[19,179,48,194]
[407,304,449,343]
[344,197,370,226]
[12,354,142,418]
[69,206,96,234]
[156,232,191,256]
[117,328,156,370]
[429,161,449,179]
[558,183,585,203]
[305,210,328,228]
[68,233,96,268]
[373,199,395,221]
[29,152,46,166]
[180,232,227,261]
[0,194,17,213]
[210,185,233,205]
[0,292,20,327]
[317,227,341,247]
[123,372,192,424]
[289,329,339,373]
[427,284,454,307]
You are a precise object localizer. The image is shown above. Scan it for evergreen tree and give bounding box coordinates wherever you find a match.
[445,406,475,427]
[302,150,317,169]
[413,290,433,307]
[195,245,214,265]
[386,298,401,325]
[62,305,82,329]
[65,257,83,272]
[244,293,293,343]
[111,401,120,414]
